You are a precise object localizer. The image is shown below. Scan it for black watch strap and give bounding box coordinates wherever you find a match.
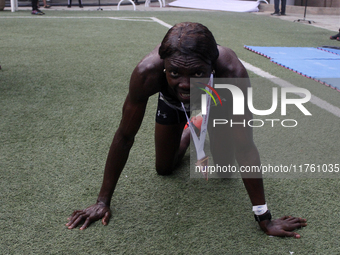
[254,210,272,222]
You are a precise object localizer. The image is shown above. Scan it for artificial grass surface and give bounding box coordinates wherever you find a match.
[1,10,340,254]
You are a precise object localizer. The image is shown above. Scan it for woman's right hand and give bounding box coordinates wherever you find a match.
[66,201,111,230]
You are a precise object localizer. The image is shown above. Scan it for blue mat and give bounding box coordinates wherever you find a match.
[244,46,340,91]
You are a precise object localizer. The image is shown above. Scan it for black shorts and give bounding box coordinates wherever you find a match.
[155,95,190,125]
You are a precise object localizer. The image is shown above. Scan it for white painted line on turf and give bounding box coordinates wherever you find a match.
[150,17,172,29]
[108,17,154,22]
[240,60,276,79]
[151,18,340,118]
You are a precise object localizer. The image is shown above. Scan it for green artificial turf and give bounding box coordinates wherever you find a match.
[0,10,339,254]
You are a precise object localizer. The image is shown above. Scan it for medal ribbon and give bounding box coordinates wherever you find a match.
[181,73,213,161]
